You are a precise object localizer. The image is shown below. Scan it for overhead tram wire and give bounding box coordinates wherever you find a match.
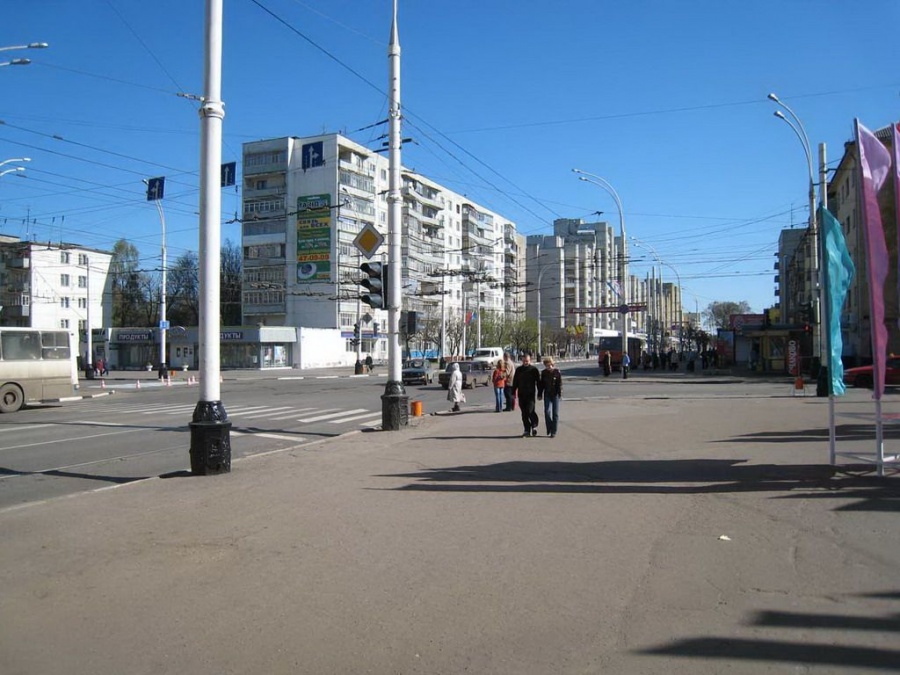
[247,0,562,232]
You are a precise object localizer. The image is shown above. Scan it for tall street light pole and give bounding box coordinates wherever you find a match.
[632,237,684,354]
[768,93,827,396]
[382,0,408,430]
[189,0,231,474]
[0,42,48,68]
[143,179,168,374]
[536,264,551,357]
[573,169,628,365]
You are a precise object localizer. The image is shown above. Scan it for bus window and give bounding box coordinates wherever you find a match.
[41,331,71,360]
[1,331,41,360]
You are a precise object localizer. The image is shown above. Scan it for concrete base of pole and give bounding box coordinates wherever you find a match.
[816,366,829,398]
[354,360,364,375]
[381,380,409,431]
[189,400,232,475]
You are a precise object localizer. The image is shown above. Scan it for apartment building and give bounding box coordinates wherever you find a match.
[240,134,523,363]
[0,238,111,335]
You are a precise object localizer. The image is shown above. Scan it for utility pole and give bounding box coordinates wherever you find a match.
[85,255,92,378]
[381,0,408,429]
[189,0,231,474]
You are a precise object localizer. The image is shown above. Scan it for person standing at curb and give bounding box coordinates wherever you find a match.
[512,353,540,437]
[622,352,631,380]
[601,350,612,377]
[539,356,562,437]
[491,360,506,413]
[447,362,464,413]
[502,351,516,411]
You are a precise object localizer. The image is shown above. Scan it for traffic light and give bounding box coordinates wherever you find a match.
[353,323,360,339]
[360,262,389,309]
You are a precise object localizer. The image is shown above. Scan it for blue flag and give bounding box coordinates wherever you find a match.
[820,206,855,395]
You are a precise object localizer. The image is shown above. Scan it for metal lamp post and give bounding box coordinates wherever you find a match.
[535,264,552,356]
[0,167,25,179]
[768,93,827,396]
[573,169,628,364]
[189,0,231,474]
[0,42,48,68]
[381,0,408,430]
[0,158,30,180]
[143,179,168,375]
[632,237,684,354]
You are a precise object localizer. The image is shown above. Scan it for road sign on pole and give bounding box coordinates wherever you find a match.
[353,223,384,259]
[220,162,236,187]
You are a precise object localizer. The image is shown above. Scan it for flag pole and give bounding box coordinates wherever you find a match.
[819,143,837,466]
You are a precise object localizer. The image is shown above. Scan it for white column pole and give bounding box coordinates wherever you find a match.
[85,255,92,374]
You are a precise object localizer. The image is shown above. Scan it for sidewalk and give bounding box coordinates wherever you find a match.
[1,394,897,674]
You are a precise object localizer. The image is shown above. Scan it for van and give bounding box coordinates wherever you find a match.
[471,347,504,365]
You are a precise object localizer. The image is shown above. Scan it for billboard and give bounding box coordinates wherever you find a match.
[296,193,332,282]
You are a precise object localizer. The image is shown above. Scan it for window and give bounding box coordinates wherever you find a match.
[78,320,86,331]
[60,252,70,264]
[255,179,268,190]
[78,253,89,265]
[60,274,70,287]
[243,196,285,217]
[244,150,286,166]
[60,319,69,329]
[60,297,70,308]
[0,331,41,360]
[78,276,87,288]
[77,298,87,309]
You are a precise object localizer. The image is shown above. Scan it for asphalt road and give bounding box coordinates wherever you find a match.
[0,363,808,510]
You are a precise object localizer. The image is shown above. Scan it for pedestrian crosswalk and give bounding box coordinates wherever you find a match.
[58,401,383,429]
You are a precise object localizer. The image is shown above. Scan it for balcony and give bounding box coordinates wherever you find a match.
[7,258,29,269]
[402,184,443,210]
[338,158,375,177]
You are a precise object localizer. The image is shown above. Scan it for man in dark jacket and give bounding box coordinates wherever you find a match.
[512,353,541,437]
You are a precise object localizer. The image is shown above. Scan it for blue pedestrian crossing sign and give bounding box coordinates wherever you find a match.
[159,320,170,329]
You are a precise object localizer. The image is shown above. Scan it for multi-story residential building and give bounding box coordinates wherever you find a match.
[241,134,523,363]
[525,218,684,351]
[0,238,111,336]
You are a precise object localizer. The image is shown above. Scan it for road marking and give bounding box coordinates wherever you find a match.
[231,406,295,419]
[256,432,306,442]
[0,424,51,434]
[329,411,383,424]
[315,376,339,380]
[277,376,305,380]
[264,407,318,421]
[297,408,366,423]
[0,426,147,453]
[359,418,382,427]
[220,406,272,417]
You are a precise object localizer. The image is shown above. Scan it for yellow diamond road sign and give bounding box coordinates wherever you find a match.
[353,223,384,259]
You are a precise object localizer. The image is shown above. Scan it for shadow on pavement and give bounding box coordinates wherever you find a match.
[0,466,150,484]
[381,459,900,501]
[640,637,900,670]
[719,424,900,443]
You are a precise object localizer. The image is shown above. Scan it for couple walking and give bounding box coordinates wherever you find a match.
[512,354,563,438]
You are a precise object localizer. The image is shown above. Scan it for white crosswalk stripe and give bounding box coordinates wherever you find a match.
[328,411,382,424]
[296,409,368,423]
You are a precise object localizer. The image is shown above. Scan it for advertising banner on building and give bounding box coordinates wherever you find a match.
[296,193,332,282]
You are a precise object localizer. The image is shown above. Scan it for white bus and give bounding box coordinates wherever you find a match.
[0,328,79,413]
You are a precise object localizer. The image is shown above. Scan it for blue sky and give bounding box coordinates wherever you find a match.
[2,0,899,315]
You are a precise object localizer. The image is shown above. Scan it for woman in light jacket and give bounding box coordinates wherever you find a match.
[447,362,464,412]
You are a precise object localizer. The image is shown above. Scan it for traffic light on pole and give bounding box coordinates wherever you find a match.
[360,262,389,309]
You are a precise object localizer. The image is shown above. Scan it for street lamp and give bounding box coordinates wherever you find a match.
[768,92,826,395]
[143,179,168,376]
[573,169,628,364]
[0,157,31,168]
[631,237,684,354]
[0,42,48,68]
[0,167,26,179]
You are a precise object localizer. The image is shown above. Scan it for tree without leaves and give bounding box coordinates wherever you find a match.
[167,251,199,327]
[705,300,752,329]
[220,239,242,326]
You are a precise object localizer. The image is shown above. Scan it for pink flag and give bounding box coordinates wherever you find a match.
[855,120,892,399]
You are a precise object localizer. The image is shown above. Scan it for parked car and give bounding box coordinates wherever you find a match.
[402,359,437,385]
[843,357,900,388]
[438,361,490,389]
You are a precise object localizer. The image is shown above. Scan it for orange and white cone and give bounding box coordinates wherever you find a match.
[100,379,106,389]
[136,380,141,390]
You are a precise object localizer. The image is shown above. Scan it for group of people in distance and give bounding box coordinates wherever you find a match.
[447,351,563,438]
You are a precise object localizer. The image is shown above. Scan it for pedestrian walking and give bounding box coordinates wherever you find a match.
[539,356,562,437]
[365,354,373,373]
[502,351,516,411]
[491,360,506,412]
[447,362,465,413]
[622,352,631,379]
[602,350,612,377]
[512,353,540,437]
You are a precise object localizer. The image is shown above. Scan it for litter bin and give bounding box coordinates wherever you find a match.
[410,400,423,417]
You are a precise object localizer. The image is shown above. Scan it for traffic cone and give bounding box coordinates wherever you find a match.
[165,377,172,387]
[100,379,106,389]
[219,375,224,384]
[136,380,141,390]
